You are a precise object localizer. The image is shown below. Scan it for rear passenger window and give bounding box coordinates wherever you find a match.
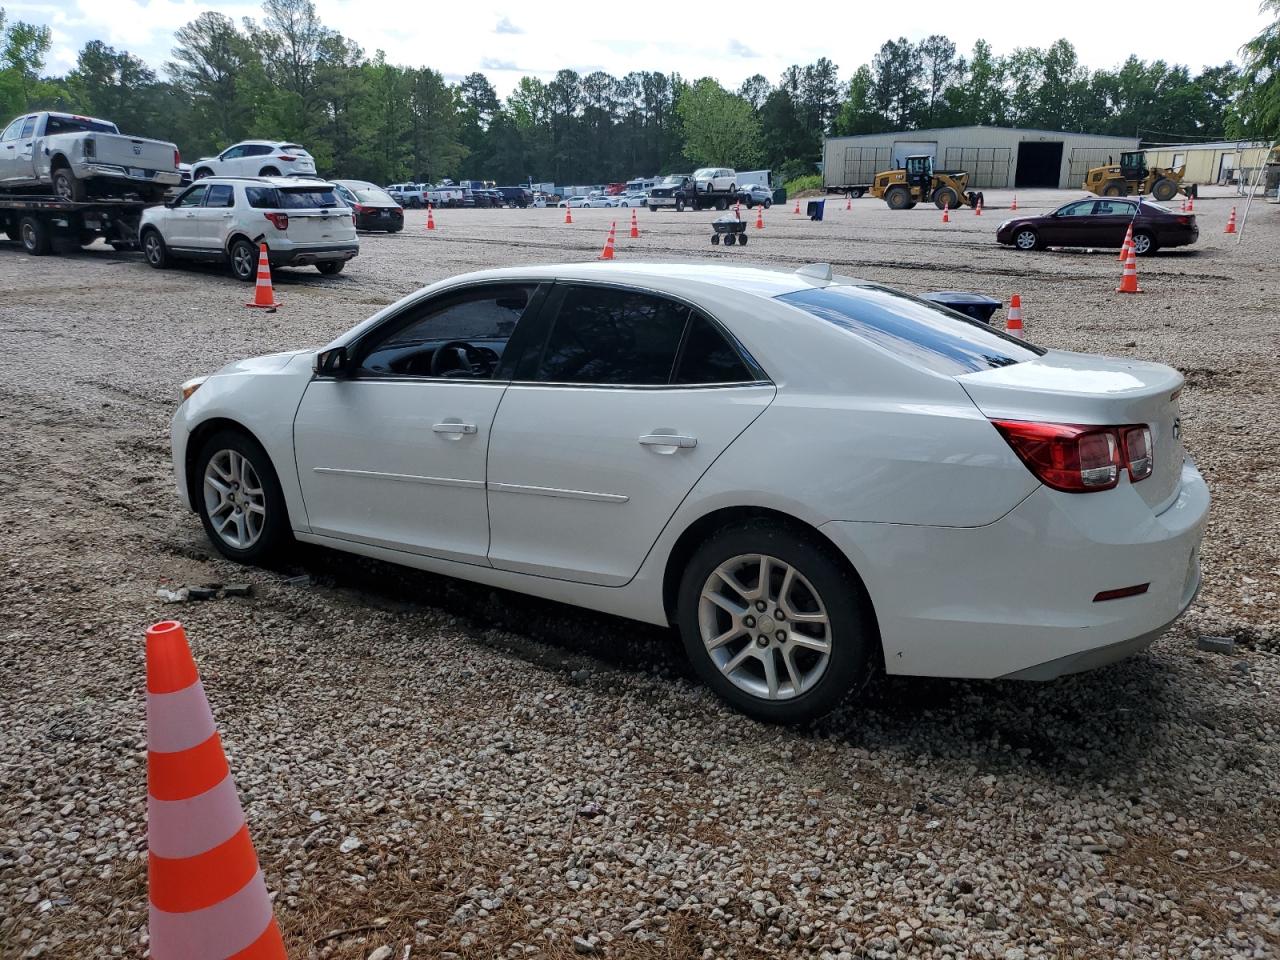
[535,286,690,385]
[245,187,277,209]
[205,184,234,207]
[674,316,755,384]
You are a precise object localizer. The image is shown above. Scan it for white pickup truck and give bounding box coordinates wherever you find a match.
[0,111,181,202]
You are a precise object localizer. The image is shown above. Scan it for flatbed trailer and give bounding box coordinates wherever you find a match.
[0,195,149,256]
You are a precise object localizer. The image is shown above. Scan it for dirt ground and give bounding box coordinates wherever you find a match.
[1,187,1277,960]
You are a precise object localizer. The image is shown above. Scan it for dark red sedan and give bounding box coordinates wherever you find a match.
[996,197,1198,255]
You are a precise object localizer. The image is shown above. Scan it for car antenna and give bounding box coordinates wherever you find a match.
[795,263,833,281]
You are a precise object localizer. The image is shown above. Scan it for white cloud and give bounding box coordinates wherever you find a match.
[727,39,759,58]
[494,16,523,35]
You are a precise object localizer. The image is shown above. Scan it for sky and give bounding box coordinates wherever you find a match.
[13,0,1272,95]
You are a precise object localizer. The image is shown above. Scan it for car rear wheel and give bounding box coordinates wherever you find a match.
[1013,227,1040,251]
[229,238,259,281]
[195,429,291,564]
[52,168,88,203]
[716,197,728,210]
[1131,230,1156,255]
[317,260,345,275]
[677,521,875,724]
[142,228,169,268]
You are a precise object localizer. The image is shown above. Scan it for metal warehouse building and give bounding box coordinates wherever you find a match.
[822,125,1140,190]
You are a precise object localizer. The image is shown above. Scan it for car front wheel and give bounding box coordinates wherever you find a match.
[142,228,169,268]
[677,521,875,723]
[195,429,291,564]
[1013,227,1040,251]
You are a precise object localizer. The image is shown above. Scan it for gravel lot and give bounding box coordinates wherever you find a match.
[1,188,1277,960]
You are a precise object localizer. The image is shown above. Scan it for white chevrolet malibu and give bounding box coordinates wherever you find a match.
[171,262,1208,722]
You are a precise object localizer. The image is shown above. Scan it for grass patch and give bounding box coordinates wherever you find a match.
[783,174,823,197]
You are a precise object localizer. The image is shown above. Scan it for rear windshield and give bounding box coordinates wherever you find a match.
[353,187,393,202]
[246,186,339,209]
[46,115,118,135]
[280,144,310,156]
[778,284,1044,375]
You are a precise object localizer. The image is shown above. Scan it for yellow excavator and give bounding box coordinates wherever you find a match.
[869,155,983,210]
[1083,151,1193,201]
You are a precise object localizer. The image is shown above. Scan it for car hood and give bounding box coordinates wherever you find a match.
[213,349,313,377]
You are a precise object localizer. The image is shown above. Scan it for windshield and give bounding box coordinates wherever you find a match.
[46,114,118,135]
[777,284,1044,375]
[693,168,717,179]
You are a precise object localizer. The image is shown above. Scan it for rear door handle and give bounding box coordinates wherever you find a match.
[639,434,696,449]
[433,422,478,437]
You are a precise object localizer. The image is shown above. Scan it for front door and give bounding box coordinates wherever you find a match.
[166,184,209,247]
[12,116,36,184]
[1041,199,1096,246]
[486,282,775,586]
[0,116,22,183]
[193,182,236,247]
[293,282,542,563]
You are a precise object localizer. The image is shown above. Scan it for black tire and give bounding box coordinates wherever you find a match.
[885,186,911,210]
[1102,182,1126,197]
[192,168,211,180]
[676,198,685,212]
[141,228,169,269]
[762,198,771,209]
[1151,178,1177,202]
[193,429,292,565]
[676,520,876,723]
[904,201,918,209]
[18,216,51,255]
[648,205,657,212]
[738,233,748,246]
[317,260,345,275]
[258,166,281,177]
[1131,230,1157,256]
[52,168,87,203]
[228,237,258,281]
[933,186,959,210]
[1012,226,1041,251]
[711,233,720,245]
[715,197,728,211]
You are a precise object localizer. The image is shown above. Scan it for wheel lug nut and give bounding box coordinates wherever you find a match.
[776,630,786,642]
[756,634,769,647]
[756,601,767,612]
[743,615,755,628]
[774,609,785,620]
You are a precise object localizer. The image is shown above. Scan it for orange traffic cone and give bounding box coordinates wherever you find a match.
[1186,195,1194,212]
[630,208,640,238]
[245,244,279,309]
[755,206,764,230]
[1224,207,1237,234]
[1180,197,1187,212]
[1118,223,1134,262]
[1006,294,1025,336]
[974,196,983,216]
[426,203,436,231]
[599,222,616,260]
[1116,244,1141,294]
[1010,195,1018,211]
[941,201,950,223]
[845,196,852,211]
[564,199,573,224]
[793,197,800,215]
[147,621,287,960]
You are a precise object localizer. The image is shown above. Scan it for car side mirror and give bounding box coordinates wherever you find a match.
[314,346,351,377]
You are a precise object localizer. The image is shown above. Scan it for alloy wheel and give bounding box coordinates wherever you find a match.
[1132,233,1152,255]
[1015,229,1037,250]
[698,553,832,701]
[203,449,266,550]
[232,243,256,279]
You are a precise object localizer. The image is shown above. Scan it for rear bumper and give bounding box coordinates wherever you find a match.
[354,212,402,230]
[821,458,1209,679]
[78,162,181,187]
[269,242,359,266]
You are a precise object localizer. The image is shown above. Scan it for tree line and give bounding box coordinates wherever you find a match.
[0,0,1275,189]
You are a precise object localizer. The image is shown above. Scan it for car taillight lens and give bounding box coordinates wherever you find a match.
[264,212,289,229]
[174,148,181,167]
[84,137,95,158]
[1122,426,1153,481]
[278,154,296,162]
[352,203,368,214]
[992,420,1122,492]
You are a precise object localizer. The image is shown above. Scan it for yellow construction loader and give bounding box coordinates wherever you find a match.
[869,155,983,210]
[1083,151,1192,201]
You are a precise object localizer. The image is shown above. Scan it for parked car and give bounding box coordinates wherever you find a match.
[139,177,358,279]
[386,183,426,208]
[331,180,403,232]
[0,111,181,201]
[169,262,1207,724]
[996,198,1198,255]
[496,186,533,207]
[558,196,590,208]
[616,193,647,207]
[739,184,773,208]
[191,142,317,181]
[693,167,737,194]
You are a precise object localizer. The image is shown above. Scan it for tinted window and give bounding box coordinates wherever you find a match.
[674,316,754,384]
[221,145,246,159]
[357,284,535,379]
[246,144,274,156]
[175,185,208,208]
[245,186,275,209]
[1093,200,1134,216]
[205,184,234,207]
[44,115,115,134]
[1057,201,1094,217]
[535,286,690,385]
[276,187,339,208]
[778,284,1043,375]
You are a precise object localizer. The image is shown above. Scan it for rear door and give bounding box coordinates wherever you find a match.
[1089,199,1136,246]
[485,283,775,586]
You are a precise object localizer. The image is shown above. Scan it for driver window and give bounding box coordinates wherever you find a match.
[176,185,208,208]
[221,145,246,160]
[356,284,536,379]
[1,118,22,140]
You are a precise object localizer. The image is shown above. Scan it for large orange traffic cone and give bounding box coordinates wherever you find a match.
[941,201,950,223]
[1224,207,1237,234]
[845,196,852,211]
[564,199,573,224]
[1118,223,1134,262]
[599,222,616,260]
[755,206,764,230]
[426,203,436,231]
[630,208,639,238]
[245,244,279,309]
[1010,195,1018,211]
[1006,294,1025,337]
[1116,244,1141,294]
[147,621,286,960]
[974,195,983,216]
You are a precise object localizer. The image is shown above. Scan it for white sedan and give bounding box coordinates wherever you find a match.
[170,262,1208,723]
[616,193,648,207]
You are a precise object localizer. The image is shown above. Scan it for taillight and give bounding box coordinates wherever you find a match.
[352,203,368,214]
[174,148,181,167]
[278,154,296,162]
[264,212,289,230]
[1122,426,1153,481]
[992,420,1141,492]
[84,137,95,158]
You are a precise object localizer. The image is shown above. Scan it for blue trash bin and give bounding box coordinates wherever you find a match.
[805,199,826,221]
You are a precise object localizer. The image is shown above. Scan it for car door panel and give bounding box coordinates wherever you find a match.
[486,384,774,585]
[293,379,505,563]
[1090,200,1134,245]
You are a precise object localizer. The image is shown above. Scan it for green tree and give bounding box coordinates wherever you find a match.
[0,10,51,115]
[166,12,262,153]
[833,66,885,135]
[677,77,760,168]
[1231,1,1280,138]
[869,38,923,128]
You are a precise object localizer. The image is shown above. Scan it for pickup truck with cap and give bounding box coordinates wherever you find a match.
[0,111,181,202]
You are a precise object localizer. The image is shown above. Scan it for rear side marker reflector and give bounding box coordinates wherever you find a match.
[1093,584,1150,602]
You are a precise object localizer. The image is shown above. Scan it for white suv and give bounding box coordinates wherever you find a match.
[190,141,317,180]
[693,167,737,194]
[138,177,358,279]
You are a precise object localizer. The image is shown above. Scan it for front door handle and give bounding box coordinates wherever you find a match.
[639,433,696,450]
[433,422,478,437]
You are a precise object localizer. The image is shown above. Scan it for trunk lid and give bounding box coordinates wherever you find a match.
[92,134,177,173]
[958,350,1185,510]
[274,185,355,243]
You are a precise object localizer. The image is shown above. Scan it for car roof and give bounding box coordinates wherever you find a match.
[198,175,335,188]
[444,262,865,300]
